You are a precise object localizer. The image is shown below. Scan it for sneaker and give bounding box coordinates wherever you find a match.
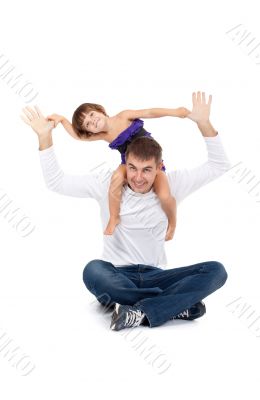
[110,303,146,331]
[173,301,206,320]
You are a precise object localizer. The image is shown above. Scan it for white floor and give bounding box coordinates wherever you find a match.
[1,283,259,399]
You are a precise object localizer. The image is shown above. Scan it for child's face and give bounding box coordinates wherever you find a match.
[82,111,107,134]
[126,155,163,194]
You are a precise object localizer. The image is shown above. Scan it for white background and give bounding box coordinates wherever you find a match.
[0,0,260,398]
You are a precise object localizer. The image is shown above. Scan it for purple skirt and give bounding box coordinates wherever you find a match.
[108,119,166,171]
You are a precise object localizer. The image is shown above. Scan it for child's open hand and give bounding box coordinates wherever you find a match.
[46,114,65,128]
[176,107,192,118]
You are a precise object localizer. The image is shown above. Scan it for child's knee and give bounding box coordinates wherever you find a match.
[158,192,173,202]
[111,165,126,184]
[155,187,176,203]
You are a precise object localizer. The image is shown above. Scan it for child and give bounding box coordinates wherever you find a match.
[47,104,190,241]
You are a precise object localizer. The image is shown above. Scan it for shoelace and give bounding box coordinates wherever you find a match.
[175,309,189,318]
[125,308,144,327]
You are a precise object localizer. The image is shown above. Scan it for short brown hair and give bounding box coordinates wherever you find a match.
[72,103,108,139]
[125,136,162,166]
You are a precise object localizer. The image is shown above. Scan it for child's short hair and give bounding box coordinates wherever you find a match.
[125,136,162,166]
[72,103,108,139]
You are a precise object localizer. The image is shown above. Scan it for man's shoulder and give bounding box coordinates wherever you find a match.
[92,166,113,183]
[89,166,113,193]
[166,168,194,203]
[166,169,177,190]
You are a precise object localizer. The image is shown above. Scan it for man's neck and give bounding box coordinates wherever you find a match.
[127,183,153,195]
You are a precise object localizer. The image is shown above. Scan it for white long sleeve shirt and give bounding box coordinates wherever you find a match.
[38,133,231,268]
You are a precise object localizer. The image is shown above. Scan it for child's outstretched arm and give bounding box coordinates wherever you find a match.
[104,164,127,235]
[47,114,80,140]
[153,171,177,241]
[118,107,191,120]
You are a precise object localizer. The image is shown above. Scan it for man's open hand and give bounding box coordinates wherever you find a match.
[187,91,212,124]
[21,106,55,137]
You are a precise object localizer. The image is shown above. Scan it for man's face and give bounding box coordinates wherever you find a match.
[126,154,162,194]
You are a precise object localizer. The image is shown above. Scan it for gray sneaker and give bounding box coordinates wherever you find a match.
[173,301,206,320]
[110,303,146,331]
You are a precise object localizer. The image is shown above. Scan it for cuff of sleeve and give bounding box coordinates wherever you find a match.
[38,145,54,155]
[203,131,219,141]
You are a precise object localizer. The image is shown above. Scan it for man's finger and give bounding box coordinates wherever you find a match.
[24,106,38,119]
[197,91,201,103]
[20,115,31,125]
[35,105,44,118]
[202,92,206,104]
[192,92,196,107]
[208,94,212,106]
[22,108,33,119]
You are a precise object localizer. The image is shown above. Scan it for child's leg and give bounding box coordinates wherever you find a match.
[104,164,127,235]
[153,171,177,241]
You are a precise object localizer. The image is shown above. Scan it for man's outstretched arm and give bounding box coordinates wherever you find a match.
[21,106,105,200]
[167,92,231,203]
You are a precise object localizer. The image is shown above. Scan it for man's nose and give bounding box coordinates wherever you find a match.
[135,171,143,181]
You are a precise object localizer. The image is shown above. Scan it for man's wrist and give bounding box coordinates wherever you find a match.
[197,120,217,137]
[39,133,53,151]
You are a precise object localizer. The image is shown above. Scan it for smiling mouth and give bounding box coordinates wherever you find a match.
[134,182,145,187]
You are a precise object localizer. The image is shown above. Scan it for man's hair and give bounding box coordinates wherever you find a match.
[125,136,162,166]
[72,103,108,139]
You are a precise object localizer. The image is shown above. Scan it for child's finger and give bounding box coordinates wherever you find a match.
[47,121,55,129]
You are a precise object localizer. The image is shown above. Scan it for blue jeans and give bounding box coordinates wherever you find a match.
[83,259,228,327]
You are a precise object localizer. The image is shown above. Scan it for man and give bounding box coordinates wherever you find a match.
[21,91,230,331]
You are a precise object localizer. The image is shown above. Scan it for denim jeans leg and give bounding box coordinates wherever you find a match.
[83,259,163,306]
[134,261,228,327]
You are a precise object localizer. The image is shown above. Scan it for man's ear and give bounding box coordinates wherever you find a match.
[157,161,163,171]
